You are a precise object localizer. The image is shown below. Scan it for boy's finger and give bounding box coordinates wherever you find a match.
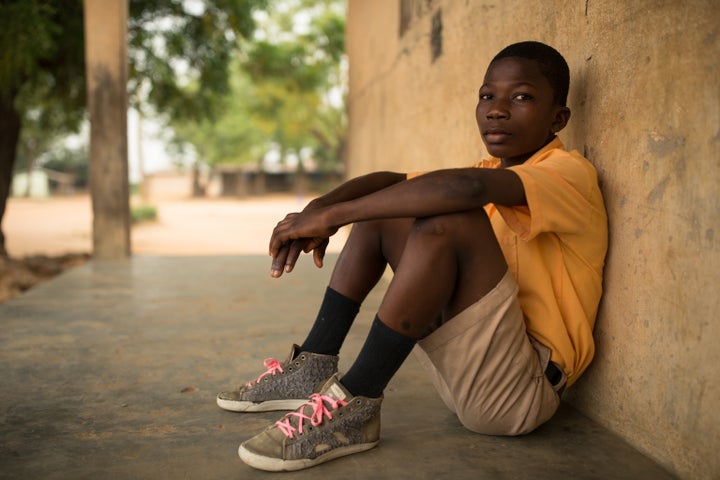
[284,241,305,273]
[269,214,298,256]
[268,227,290,257]
[270,246,289,278]
[302,237,323,253]
[313,239,329,268]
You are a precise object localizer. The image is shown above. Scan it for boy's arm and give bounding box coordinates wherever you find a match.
[270,167,525,270]
[333,167,526,220]
[271,171,406,276]
[304,171,407,210]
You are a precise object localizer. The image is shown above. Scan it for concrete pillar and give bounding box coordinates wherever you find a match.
[83,0,131,258]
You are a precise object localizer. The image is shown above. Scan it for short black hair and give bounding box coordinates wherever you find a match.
[491,41,570,106]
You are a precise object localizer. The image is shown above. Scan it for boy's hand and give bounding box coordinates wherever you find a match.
[269,210,338,277]
[270,237,329,277]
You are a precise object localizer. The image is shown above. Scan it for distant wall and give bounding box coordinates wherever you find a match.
[142,172,194,200]
[11,171,49,198]
[346,1,719,479]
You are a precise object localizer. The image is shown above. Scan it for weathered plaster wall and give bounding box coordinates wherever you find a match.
[84,0,131,258]
[346,1,719,479]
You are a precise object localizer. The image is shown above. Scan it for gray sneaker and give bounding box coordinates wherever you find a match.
[216,345,338,412]
[238,375,382,471]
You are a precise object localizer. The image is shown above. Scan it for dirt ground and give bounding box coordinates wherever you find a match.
[1,193,349,302]
[3,194,348,258]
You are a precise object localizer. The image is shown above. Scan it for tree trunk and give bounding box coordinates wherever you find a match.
[191,162,206,197]
[24,145,36,198]
[0,93,21,257]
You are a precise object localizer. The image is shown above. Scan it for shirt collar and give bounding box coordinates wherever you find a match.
[489,136,565,167]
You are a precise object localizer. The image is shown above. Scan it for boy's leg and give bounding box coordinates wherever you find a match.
[378,209,507,334]
[307,203,506,362]
[298,218,414,355]
[353,212,558,435]
[217,218,412,412]
[296,207,507,399]
[239,208,514,471]
[413,270,561,435]
[340,208,507,397]
[327,217,414,302]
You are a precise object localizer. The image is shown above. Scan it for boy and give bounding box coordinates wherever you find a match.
[217,41,608,472]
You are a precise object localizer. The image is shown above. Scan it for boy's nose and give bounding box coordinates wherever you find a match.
[486,102,510,119]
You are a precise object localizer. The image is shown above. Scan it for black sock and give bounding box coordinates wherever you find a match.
[340,315,416,398]
[300,286,361,356]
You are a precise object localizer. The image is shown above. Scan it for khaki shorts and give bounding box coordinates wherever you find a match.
[414,270,562,435]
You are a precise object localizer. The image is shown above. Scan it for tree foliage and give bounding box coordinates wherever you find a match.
[245,0,347,169]
[0,0,346,256]
[169,67,268,167]
[0,0,266,256]
[0,1,86,130]
[128,0,265,120]
[171,0,348,173]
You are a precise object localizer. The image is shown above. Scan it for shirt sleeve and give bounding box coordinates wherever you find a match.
[407,159,500,181]
[496,151,598,241]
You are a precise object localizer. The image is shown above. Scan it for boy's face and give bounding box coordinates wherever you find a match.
[476,56,570,166]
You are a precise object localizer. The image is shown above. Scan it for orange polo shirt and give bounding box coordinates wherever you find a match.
[480,138,608,386]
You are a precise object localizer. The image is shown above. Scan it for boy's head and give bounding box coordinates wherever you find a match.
[476,41,572,166]
[491,41,570,107]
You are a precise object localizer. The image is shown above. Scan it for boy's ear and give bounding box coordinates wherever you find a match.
[551,106,571,133]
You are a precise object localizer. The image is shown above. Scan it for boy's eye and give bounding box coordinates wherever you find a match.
[513,93,533,101]
[479,93,493,101]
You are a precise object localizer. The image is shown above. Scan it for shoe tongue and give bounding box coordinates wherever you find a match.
[322,376,352,402]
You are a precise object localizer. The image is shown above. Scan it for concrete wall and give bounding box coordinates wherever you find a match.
[84,0,131,258]
[346,1,719,479]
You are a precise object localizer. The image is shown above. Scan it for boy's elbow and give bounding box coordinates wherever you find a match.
[447,171,487,204]
[375,171,407,185]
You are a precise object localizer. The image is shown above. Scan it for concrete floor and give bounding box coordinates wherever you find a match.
[0,255,677,480]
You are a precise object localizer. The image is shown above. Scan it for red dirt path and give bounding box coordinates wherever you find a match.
[4,194,348,258]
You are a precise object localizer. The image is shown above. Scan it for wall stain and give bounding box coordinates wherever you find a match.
[399,0,440,37]
[431,9,443,62]
[674,157,686,175]
[705,228,714,245]
[647,176,670,204]
[647,132,686,159]
[644,132,687,204]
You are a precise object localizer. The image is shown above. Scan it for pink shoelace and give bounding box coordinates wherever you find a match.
[275,393,348,439]
[247,357,284,387]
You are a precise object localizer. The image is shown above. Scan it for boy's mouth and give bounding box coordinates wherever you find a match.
[483,129,511,143]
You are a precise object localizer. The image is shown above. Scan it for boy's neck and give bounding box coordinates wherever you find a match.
[500,135,558,168]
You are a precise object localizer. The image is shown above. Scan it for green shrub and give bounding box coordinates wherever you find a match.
[131,204,157,224]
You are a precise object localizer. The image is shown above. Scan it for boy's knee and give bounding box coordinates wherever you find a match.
[412,215,450,236]
[412,209,491,239]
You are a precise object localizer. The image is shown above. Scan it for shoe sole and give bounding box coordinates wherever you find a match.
[216,396,307,412]
[238,440,379,471]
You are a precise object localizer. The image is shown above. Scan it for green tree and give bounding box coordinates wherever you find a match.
[170,0,347,186]
[245,0,347,169]
[171,68,267,165]
[0,1,85,255]
[168,66,268,195]
[0,0,266,257]
[13,76,85,195]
